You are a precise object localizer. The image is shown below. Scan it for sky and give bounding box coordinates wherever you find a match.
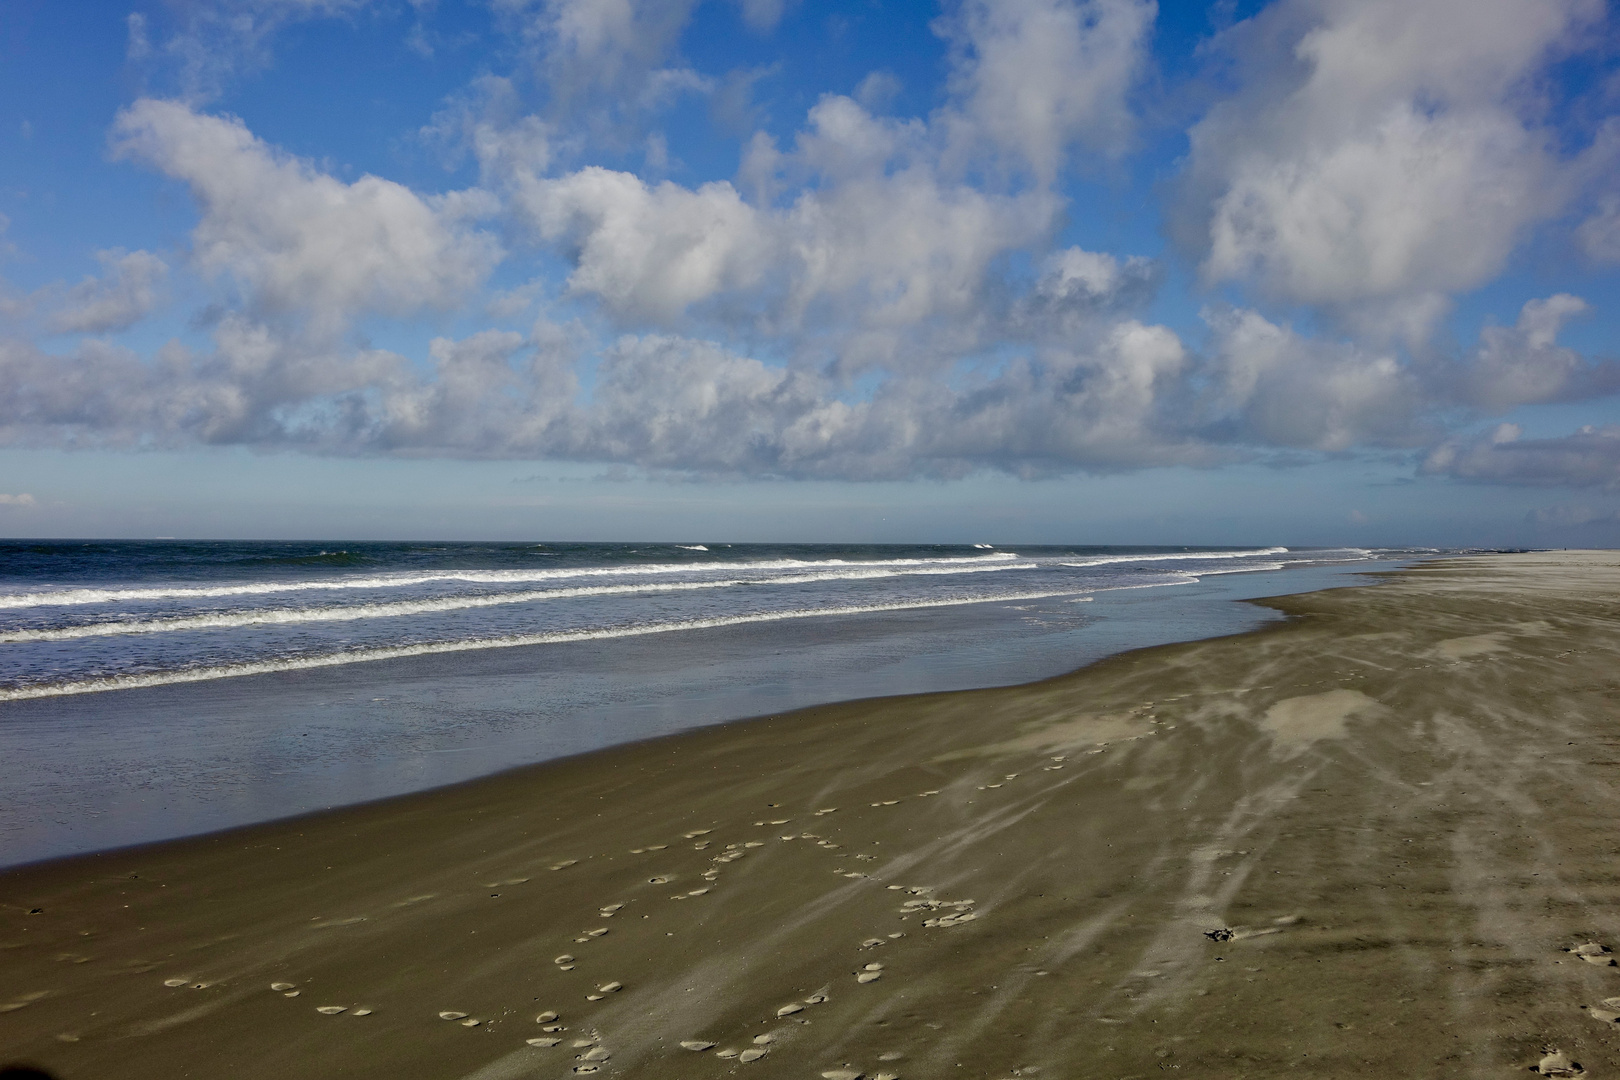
[0,0,1618,545]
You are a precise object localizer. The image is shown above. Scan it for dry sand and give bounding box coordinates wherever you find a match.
[4,552,1620,1079]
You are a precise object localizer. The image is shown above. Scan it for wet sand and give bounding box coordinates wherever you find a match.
[3,551,1619,1079]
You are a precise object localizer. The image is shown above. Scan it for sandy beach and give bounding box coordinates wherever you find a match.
[3,551,1620,1079]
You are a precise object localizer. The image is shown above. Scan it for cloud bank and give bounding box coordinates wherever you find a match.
[5,0,1618,488]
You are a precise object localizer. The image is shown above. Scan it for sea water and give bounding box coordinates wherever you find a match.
[0,540,1427,865]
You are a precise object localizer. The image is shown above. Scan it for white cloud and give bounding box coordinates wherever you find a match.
[50,249,169,334]
[492,0,707,132]
[1201,307,1425,451]
[132,0,373,101]
[1577,195,1620,263]
[1178,0,1604,340]
[0,493,34,506]
[1452,294,1620,411]
[939,0,1156,178]
[1423,423,1620,488]
[113,99,501,339]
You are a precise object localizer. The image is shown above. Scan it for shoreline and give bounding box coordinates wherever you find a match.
[0,556,1389,869]
[5,552,1617,1078]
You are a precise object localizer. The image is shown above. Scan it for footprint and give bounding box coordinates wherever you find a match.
[1566,943,1617,967]
[1535,1049,1584,1076]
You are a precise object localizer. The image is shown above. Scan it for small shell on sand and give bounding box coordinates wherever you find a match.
[439,1011,468,1021]
[857,971,883,983]
[804,993,829,1004]
[821,1071,862,1080]
[739,1047,768,1061]
[573,1067,600,1075]
[352,1008,373,1016]
[163,979,188,988]
[554,955,575,965]
[873,1073,900,1080]
[527,1037,562,1047]
[461,1018,481,1027]
[283,991,301,997]
[679,1040,715,1051]
[715,1048,740,1058]
[600,903,624,914]
[582,1047,611,1061]
[550,860,578,870]
[683,829,713,838]
[753,1033,774,1044]
[597,982,622,993]
[863,962,884,970]
[688,888,710,896]
[536,1011,560,1022]
[585,928,608,937]
[316,1006,347,1015]
[862,938,885,947]
[270,982,295,991]
[777,1003,805,1016]
[648,876,672,884]
[586,994,603,1001]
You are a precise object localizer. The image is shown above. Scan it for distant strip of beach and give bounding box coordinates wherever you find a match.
[3,552,1617,1079]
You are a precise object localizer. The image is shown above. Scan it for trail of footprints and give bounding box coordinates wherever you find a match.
[1530,940,1620,1076]
[132,747,1084,1074]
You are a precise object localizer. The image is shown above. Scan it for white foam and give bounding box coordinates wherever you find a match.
[0,587,1089,701]
[676,545,709,551]
[1059,547,1288,569]
[0,563,1038,642]
[0,553,1022,609]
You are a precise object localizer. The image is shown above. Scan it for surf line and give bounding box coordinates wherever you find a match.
[0,589,1094,701]
[0,564,1038,643]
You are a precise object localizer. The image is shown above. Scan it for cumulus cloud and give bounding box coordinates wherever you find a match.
[113,99,501,339]
[1449,294,1620,411]
[50,249,169,334]
[492,0,709,135]
[1423,424,1620,489]
[0,493,35,506]
[1201,307,1425,451]
[1577,195,1620,264]
[938,0,1156,178]
[1176,0,1604,340]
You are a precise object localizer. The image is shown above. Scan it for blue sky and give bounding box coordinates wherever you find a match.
[0,0,1617,544]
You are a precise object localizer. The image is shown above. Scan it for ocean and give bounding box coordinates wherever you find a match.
[0,540,1423,865]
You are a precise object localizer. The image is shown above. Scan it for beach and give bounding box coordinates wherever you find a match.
[3,551,1619,1079]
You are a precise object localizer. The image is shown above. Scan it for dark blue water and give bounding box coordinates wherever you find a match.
[0,541,1429,866]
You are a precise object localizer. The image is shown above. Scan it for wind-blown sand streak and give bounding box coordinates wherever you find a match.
[2,552,1619,1078]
